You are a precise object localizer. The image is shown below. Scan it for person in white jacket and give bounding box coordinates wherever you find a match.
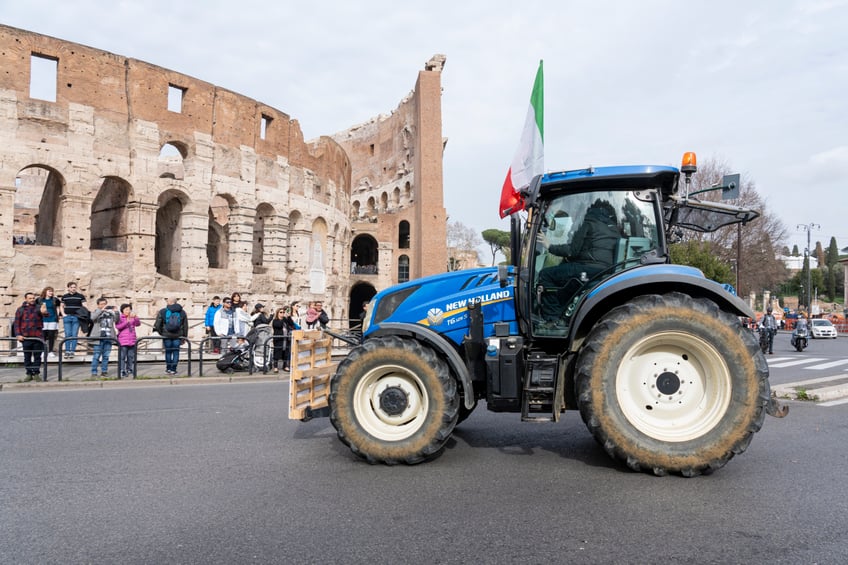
[212,298,236,352]
[235,301,252,338]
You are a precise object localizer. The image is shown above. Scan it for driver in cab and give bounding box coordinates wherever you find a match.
[537,199,622,325]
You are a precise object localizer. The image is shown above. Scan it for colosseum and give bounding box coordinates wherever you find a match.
[0,24,449,337]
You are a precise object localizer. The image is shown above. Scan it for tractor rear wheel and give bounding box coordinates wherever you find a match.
[330,336,459,464]
[576,292,769,476]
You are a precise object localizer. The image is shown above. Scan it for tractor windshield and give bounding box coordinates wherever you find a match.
[529,189,662,336]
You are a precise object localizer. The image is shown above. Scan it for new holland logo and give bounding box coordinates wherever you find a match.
[427,307,444,326]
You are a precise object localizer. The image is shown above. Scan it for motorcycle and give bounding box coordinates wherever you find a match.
[758,327,770,354]
[790,327,809,352]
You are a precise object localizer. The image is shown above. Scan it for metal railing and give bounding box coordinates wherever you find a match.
[134,336,193,377]
[56,336,121,381]
[0,336,47,382]
[2,318,364,382]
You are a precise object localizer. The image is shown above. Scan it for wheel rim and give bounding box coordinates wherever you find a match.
[353,364,429,441]
[615,331,732,442]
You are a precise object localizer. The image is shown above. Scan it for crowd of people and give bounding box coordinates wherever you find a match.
[203,294,329,373]
[11,284,332,381]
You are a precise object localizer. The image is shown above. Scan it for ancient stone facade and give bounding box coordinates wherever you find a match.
[0,25,447,335]
[332,54,448,311]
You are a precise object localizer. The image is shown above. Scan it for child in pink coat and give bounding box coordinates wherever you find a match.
[115,303,141,378]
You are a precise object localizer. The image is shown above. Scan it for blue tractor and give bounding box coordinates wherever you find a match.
[327,153,788,476]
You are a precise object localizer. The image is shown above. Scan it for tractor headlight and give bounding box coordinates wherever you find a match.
[361,301,373,333]
[373,285,420,325]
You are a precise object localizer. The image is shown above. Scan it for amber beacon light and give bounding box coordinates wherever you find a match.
[681,152,697,174]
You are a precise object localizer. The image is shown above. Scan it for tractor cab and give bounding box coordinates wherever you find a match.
[514,156,759,343]
[518,167,674,338]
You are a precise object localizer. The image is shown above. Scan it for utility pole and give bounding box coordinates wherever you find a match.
[797,222,820,311]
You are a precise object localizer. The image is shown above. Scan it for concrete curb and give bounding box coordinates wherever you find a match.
[773,382,848,402]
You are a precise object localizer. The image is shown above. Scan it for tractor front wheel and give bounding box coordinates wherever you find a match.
[330,336,459,464]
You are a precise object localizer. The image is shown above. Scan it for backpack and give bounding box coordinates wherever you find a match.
[164,309,182,333]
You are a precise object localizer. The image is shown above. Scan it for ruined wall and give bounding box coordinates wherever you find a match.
[332,54,448,290]
[0,25,448,335]
[0,25,351,330]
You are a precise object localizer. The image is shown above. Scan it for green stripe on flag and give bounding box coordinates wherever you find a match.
[530,60,544,141]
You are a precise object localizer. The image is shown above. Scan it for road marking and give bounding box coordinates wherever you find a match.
[768,358,826,368]
[804,359,848,370]
[768,357,794,363]
[819,397,848,407]
[775,374,848,389]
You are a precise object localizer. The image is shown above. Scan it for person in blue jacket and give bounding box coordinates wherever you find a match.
[204,296,222,353]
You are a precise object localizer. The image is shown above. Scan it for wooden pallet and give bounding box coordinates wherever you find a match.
[287,330,337,420]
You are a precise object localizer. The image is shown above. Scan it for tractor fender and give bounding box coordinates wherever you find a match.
[569,265,754,344]
[370,322,476,410]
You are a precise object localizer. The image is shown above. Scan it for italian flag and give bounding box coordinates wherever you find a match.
[499,60,544,218]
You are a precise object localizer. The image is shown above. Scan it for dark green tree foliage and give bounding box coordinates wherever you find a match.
[791,244,800,256]
[788,267,825,302]
[481,229,510,266]
[669,241,734,285]
[827,268,836,302]
[826,237,839,268]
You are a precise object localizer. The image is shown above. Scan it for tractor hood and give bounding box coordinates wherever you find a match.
[366,267,518,347]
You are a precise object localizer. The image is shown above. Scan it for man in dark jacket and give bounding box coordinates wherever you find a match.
[538,199,622,323]
[14,292,47,381]
[153,298,189,375]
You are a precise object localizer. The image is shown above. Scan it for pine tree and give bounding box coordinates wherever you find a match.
[826,237,839,268]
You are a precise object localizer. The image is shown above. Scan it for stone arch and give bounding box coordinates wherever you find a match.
[351,234,378,275]
[352,200,360,218]
[367,196,376,216]
[289,210,303,231]
[155,189,189,279]
[348,282,377,329]
[404,181,412,204]
[207,214,226,269]
[207,194,234,269]
[398,220,410,249]
[392,187,401,208]
[253,202,276,272]
[13,165,65,246]
[398,254,410,283]
[380,191,388,211]
[158,141,187,180]
[90,176,131,252]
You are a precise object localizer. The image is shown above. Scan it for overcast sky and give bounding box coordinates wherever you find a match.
[4,0,847,256]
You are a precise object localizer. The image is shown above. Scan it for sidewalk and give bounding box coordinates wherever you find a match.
[0,350,290,391]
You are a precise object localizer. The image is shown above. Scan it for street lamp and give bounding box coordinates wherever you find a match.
[729,258,738,293]
[797,222,820,311]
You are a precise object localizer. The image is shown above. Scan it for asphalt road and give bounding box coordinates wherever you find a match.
[2,381,847,564]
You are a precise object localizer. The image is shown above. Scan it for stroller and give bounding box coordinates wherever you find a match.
[216,324,273,373]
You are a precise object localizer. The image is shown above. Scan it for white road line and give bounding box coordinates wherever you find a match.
[768,358,826,368]
[768,357,794,363]
[819,397,848,407]
[773,374,848,389]
[804,359,848,370]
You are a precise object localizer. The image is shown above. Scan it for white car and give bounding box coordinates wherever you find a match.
[810,319,838,339]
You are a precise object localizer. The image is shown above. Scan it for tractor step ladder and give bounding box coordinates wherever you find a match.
[521,353,564,422]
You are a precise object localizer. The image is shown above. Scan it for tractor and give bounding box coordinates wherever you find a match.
[319,153,788,476]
